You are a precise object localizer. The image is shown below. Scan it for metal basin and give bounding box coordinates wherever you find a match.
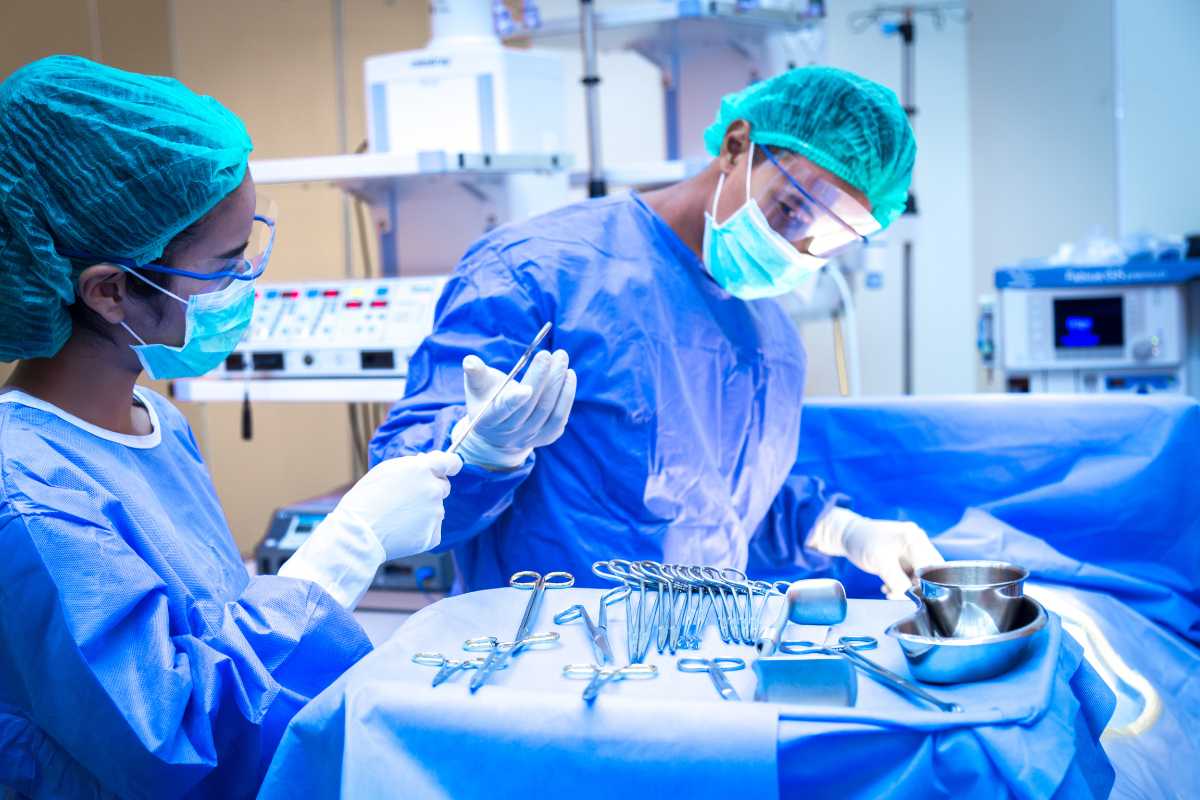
[917,561,1029,638]
[886,595,1048,684]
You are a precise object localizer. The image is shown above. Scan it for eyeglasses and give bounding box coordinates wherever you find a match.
[62,213,276,286]
[758,148,881,258]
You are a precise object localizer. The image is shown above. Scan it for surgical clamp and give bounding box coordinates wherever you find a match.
[677,657,746,702]
[468,569,574,691]
[554,585,629,665]
[562,663,658,703]
[412,652,500,687]
[448,321,553,456]
[780,635,963,713]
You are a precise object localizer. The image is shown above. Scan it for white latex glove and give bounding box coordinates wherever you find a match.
[805,507,945,599]
[279,451,462,609]
[450,348,577,470]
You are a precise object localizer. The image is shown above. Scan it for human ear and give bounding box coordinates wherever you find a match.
[76,264,131,325]
[718,120,753,176]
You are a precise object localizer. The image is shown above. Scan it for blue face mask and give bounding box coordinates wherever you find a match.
[702,144,829,300]
[119,270,255,380]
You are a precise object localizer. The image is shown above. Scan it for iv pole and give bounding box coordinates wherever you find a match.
[579,0,607,198]
[850,2,967,394]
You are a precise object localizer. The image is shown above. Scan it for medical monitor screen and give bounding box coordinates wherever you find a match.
[1053,296,1124,349]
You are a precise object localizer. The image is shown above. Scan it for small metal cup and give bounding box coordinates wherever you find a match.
[916,561,1029,638]
[755,579,847,656]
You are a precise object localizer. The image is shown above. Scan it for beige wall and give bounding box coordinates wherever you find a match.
[170,0,431,551]
[2,0,434,553]
[2,1,98,70]
[0,1,177,421]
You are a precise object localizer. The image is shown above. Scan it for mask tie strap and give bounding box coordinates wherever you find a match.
[710,171,727,222]
[744,142,755,202]
[120,321,148,346]
[120,265,187,306]
[709,141,757,227]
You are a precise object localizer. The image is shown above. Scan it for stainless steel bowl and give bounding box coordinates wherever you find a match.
[886,595,1048,684]
[917,561,1029,638]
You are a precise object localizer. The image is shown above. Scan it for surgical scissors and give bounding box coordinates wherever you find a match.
[412,652,499,687]
[780,635,963,713]
[595,559,664,663]
[591,559,773,657]
[553,585,629,665]
[664,564,707,650]
[562,663,658,702]
[719,568,756,644]
[469,569,574,692]
[701,566,744,644]
[631,561,672,656]
[462,631,559,653]
[750,580,791,640]
[677,657,746,702]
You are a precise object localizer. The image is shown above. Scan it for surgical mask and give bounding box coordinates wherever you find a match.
[702,144,829,300]
[120,269,256,380]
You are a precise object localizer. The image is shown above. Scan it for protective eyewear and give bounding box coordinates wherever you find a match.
[63,200,276,286]
[757,148,881,258]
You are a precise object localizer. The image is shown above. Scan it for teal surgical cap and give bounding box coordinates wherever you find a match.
[0,55,252,361]
[703,66,916,230]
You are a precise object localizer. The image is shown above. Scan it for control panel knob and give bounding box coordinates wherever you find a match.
[1131,338,1157,362]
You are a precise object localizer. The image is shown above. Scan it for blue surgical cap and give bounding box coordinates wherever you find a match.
[0,55,252,361]
[704,66,916,230]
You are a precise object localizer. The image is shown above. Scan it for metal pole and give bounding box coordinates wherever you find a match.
[899,12,916,120]
[663,51,681,162]
[579,0,606,197]
[899,9,916,394]
[902,240,914,395]
[332,0,354,279]
[848,4,967,395]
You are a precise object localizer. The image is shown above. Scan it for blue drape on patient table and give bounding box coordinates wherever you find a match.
[751,395,1200,645]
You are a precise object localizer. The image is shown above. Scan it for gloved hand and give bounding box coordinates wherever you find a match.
[279,451,462,609]
[805,507,944,599]
[451,348,577,470]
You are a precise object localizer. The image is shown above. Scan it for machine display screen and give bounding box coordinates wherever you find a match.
[1054,296,1124,349]
[276,512,327,551]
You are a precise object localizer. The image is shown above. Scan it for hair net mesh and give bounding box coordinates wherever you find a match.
[703,66,916,230]
[0,55,252,361]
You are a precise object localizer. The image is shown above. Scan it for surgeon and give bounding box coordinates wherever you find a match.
[0,56,572,798]
[372,66,942,597]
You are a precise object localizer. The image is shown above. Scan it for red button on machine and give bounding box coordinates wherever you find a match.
[346,300,364,309]
[370,300,388,308]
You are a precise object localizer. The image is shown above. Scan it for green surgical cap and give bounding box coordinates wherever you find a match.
[0,55,252,361]
[703,66,916,230]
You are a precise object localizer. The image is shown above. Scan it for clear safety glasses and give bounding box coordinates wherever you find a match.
[755,148,881,258]
[63,198,277,288]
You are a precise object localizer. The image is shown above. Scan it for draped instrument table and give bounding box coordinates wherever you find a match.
[259,590,1113,799]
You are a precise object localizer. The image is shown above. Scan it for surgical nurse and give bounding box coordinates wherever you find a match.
[372,66,943,597]
[0,56,571,798]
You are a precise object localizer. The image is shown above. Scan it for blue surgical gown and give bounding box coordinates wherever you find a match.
[371,193,841,591]
[0,388,371,799]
